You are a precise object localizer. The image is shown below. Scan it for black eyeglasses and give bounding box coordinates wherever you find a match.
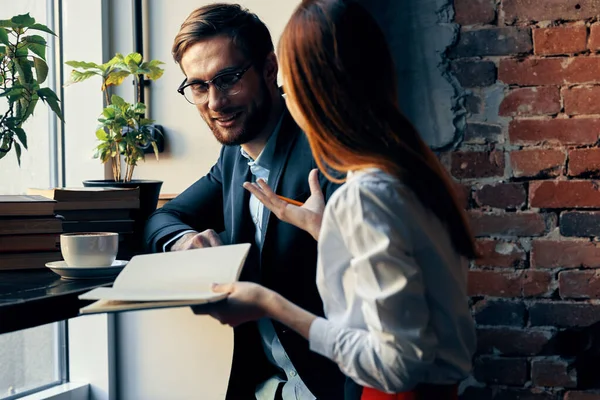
[177,64,252,105]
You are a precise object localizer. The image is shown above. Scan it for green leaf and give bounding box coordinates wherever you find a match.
[68,70,99,84]
[12,14,36,28]
[105,70,130,87]
[65,60,102,70]
[125,52,143,68]
[96,128,108,140]
[41,96,63,121]
[13,57,33,85]
[145,65,164,81]
[0,45,5,56]
[111,95,126,108]
[14,127,27,149]
[33,57,48,84]
[0,28,9,46]
[147,59,165,68]
[14,44,28,58]
[14,141,21,166]
[102,107,116,119]
[29,23,56,36]
[151,141,159,160]
[0,19,18,29]
[37,87,59,101]
[133,103,146,114]
[22,35,46,60]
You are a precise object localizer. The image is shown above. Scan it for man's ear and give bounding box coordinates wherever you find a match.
[262,52,278,86]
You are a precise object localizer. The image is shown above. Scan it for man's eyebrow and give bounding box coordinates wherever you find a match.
[186,65,242,84]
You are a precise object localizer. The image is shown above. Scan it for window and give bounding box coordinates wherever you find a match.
[0,1,66,399]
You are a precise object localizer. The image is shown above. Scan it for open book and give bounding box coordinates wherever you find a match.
[78,243,251,314]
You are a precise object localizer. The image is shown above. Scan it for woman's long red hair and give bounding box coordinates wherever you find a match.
[279,0,476,258]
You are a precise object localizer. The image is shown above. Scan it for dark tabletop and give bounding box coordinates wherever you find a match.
[0,269,113,334]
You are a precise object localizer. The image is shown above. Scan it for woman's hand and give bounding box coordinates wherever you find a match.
[243,168,324,240]
[192,282,273,327]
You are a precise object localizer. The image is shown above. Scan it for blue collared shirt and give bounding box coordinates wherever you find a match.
[240,115,316,400]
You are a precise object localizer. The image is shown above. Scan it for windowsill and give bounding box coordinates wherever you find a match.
[0,269,113,334]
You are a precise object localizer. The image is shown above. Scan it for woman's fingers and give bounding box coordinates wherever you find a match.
[308,169,323,198]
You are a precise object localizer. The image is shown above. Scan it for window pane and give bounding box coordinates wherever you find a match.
[0,324,63,399]
[0,1,65,399]
[0,0,53,193]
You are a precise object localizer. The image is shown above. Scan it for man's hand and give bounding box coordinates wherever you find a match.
[170,229,223,251]
[242,168,324,240]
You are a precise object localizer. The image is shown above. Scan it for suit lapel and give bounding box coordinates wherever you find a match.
[260,110,300,246]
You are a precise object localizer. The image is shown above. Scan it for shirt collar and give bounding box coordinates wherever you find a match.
[240,111,284,171]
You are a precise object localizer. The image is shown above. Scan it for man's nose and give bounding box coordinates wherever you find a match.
[207,85,228,112]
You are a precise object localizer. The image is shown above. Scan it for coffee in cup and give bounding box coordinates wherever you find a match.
[60,232,119,267]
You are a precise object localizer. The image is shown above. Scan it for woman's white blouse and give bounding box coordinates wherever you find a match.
[308,169,476,393]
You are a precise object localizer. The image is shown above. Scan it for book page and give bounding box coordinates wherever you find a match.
[112,243,251,294]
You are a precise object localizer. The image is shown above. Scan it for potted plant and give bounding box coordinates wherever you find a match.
[65,52,165,220]
[0,13,63,165]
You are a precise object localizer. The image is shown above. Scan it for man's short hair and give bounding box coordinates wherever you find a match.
[172,3,274,68]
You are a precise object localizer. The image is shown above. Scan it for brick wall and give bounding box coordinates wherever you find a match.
[448,1,600,399]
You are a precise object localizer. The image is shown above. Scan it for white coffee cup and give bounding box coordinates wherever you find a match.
[60,232,119,267]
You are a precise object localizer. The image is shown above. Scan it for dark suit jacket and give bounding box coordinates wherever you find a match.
[145,109,345,399]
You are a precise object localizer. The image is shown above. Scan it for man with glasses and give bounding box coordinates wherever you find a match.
[144,3,344,400]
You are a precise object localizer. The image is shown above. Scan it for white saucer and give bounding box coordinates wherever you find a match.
[45,260,128,280]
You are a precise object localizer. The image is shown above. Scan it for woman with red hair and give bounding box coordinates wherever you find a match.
[207,1,477,398]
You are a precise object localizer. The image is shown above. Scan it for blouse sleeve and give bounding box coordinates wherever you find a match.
[308,181,438,393]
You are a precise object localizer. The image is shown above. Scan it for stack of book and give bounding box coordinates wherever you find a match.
[0,195,62,270]
[27,187,141,260]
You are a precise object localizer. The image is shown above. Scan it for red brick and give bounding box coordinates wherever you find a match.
[532,239,600,268]
[451,27,532,58]
[500,86,561,117]
[565,392,600,400]
[468,270,521,297]
[509,118,600,145]
[503,0,600,23]
[473,299,526,326]
[531,358,577,388]
[468,269,552,297]
[530,180,600,208]
[568,149,600,177]
[533,26,587,55]
[530,301,600,327]
[475,239,526,268]
[510,149,565,178]
[473,356,528,385]
[477,327,553,356]
[589,23,600,50]
[499,58,600,86]
[523,270,554,297]
[474,182,526,209]
[559,270,600,299]
[469,211,550,237]
[563,86,600,115]
[454,0,495,25]
[451,151,505,179]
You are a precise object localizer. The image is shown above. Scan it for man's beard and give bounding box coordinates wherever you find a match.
[208,80,272,146]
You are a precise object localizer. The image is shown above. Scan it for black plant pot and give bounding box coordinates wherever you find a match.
[82,179,163,256]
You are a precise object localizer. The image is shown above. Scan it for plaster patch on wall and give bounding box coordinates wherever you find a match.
[470,83,511,126]
[361,0,464,149]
